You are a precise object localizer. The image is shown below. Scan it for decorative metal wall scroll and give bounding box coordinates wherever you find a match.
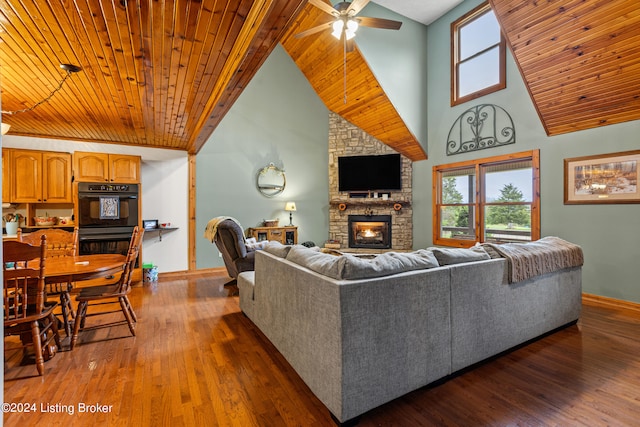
[446,104,515,155]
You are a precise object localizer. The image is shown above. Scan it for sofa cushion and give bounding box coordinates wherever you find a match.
[286,246,439,280]
[245,240,269,251]
[263,241,293,258]
[480,243,503,259]
[430,245,490,266]
[341,250,439,279]
[286,245,347,279]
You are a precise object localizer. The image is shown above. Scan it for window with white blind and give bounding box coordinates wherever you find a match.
[433,150,540,247]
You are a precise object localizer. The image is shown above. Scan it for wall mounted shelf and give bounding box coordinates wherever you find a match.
[144,227,178,242]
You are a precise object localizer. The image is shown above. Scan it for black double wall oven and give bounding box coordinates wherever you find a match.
[77,182,139,258]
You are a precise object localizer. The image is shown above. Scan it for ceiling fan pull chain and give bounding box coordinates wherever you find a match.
[343,36,348,104]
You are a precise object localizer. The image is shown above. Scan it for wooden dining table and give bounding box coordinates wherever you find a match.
[44,254,127,285]
[5,254,127,357]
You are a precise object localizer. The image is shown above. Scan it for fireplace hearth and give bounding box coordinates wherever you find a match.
[348,215,392,249]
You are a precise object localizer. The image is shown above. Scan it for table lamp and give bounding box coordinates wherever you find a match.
[285,201,297,226]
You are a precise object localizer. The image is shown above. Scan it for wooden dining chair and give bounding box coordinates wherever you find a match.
[71,226,143,349]
[3,236,62,376]
[18,228,79,336]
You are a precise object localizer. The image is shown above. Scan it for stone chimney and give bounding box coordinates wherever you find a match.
[327,112,413,252]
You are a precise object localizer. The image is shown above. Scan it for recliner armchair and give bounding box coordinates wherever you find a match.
[213,219,257,285]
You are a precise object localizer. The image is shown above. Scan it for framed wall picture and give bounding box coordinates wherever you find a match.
[564,150,640,204]
[143,219,159,229]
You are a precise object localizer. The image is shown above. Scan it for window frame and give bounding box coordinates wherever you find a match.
[432,150,540,247]
[451,1,506,106]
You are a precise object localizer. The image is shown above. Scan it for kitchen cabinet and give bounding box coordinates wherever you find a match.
[247,226,298,245]
[10,149,72,203]
[2,148,11,202]
[73,152,140,183]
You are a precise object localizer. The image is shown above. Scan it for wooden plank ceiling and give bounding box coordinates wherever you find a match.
[489,0,640,135]
[4,1,635,156]
[280,1,427,161]
[0,0,306,153]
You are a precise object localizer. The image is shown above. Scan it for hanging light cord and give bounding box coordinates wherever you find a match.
[343,35,348,104]
[2,65,80,115]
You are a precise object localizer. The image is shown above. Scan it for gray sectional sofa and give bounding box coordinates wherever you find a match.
[237,238,583,424]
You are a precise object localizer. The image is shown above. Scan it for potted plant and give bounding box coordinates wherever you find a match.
[3,213,22,235]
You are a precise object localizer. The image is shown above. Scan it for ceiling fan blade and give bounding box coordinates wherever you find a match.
[294,21,334,39]
[346,0,370,16]
[308,0,339,17]
[357,16,402,30]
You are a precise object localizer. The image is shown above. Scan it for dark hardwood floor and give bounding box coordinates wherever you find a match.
[4,270,640,426]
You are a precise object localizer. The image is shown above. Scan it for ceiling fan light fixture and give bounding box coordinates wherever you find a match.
[347,19,359,33]
[345,19,358,40]
[332,20,344,39]
[331,17,358,40]
[296,0,400,43]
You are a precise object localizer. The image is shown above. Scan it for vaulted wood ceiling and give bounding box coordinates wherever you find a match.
[489,0,640,135]
[1,1,638,156]
[280,1,427,161]
[0,0,307,153]
[0,0,427,161]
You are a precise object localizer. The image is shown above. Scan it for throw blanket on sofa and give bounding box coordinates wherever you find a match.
[482,236,584,283]
[203,216,244,243]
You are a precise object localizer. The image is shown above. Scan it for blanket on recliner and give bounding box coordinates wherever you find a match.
[203,216,244,242]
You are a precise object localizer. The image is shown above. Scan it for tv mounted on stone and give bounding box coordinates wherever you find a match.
[338,154,402,192]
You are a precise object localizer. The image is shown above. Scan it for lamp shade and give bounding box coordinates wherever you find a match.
[284,202,297,212]
[1,122,10,135]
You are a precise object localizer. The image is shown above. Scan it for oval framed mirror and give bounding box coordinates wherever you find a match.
[256,163,286,198]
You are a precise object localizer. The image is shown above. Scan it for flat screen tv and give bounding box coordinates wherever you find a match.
[338,154,402,192]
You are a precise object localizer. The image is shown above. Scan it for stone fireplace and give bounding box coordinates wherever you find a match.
[348,215,392,249]
[328,113,413,252]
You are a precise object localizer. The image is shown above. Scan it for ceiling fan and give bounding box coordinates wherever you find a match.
[295,0,402,52]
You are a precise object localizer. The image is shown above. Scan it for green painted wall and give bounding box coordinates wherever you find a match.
[197,0,640,303]
[357,3,429,153]
[195,45,329,269]
[415,0,640,303]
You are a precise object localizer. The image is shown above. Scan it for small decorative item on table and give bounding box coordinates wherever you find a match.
[263,219,279,227]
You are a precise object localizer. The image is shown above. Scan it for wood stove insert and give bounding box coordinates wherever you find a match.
[348,215,392,249]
